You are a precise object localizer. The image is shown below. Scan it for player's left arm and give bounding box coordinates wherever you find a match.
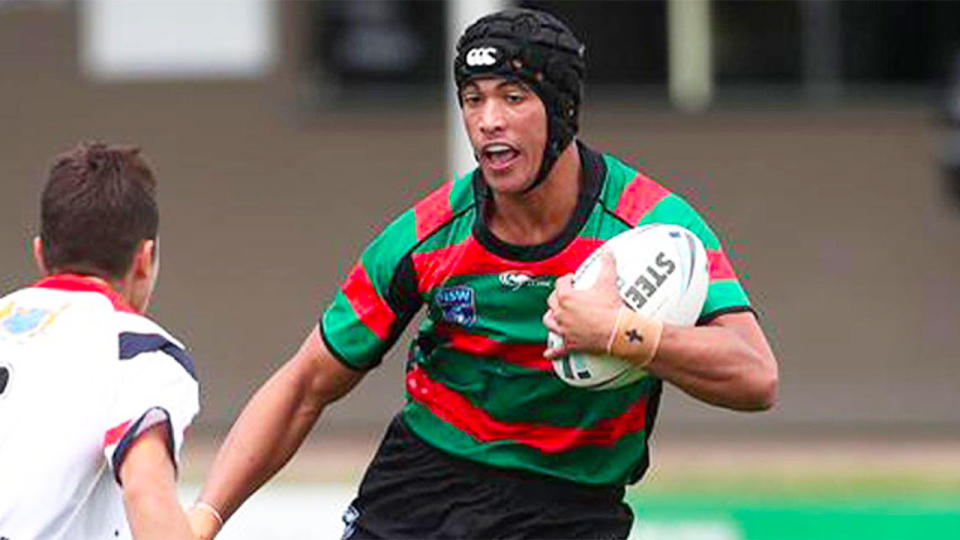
[106,332,200,538]
[119,422,193,540]
[544,254,778,411]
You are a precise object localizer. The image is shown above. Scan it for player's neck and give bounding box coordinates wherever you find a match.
[487,143,581,246]
[51,271,132,305]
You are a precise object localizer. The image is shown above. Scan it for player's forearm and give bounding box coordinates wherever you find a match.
[120,426,193,540]
[124,481,193,540]
[198,359,327,522]
[646,324,778,411]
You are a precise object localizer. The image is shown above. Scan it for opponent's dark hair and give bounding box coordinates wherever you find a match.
[40,142,159,280]
[454,7,586,192]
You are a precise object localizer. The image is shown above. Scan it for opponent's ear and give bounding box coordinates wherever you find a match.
[32,236,49,275]
[132,239,156,278]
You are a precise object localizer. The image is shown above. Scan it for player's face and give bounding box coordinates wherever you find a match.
[460,78,547,194]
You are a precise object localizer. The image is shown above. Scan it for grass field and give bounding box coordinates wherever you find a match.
[180,435,960,539]
[179,484,960,540]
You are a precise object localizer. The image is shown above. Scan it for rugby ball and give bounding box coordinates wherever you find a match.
[549,224,709,390]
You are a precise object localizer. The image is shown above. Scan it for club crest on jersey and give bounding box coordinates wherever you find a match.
[498,271,552,291]
[0,303,59,339]
[466,46,499,67]
[435,285,477,327]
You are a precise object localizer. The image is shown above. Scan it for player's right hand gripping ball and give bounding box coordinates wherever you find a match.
[550,224,708,390]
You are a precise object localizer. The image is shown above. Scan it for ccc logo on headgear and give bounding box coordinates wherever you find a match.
[466,47,498,67]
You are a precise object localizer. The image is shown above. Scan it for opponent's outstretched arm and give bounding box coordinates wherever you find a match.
[543,253,778,411]
[188,326,366,539]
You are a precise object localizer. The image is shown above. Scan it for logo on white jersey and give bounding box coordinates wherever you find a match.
[0,302,66,341]
[499,272,553,291]
[466,47,499,67]
[0,360,10,399]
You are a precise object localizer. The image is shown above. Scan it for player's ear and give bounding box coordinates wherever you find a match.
[124,239,159,314]
[32,236,50,275]
[132,239,157,278]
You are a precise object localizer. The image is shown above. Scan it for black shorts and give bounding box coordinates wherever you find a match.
[341,415,633,540]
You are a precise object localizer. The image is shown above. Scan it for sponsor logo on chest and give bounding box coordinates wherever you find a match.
[498,271,553,291]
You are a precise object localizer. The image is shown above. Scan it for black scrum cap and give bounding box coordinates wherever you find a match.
[454,8,586,191]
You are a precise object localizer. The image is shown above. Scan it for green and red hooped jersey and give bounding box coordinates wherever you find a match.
[321,143,751,487]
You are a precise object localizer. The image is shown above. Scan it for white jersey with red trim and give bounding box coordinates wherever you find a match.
[0,275,199,540]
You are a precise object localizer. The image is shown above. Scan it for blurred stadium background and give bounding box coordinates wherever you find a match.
[1,1,959,538]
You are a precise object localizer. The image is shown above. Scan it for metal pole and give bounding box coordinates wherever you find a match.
[446,0,510,178]
[668,0,713,112]
[801,0,841,103]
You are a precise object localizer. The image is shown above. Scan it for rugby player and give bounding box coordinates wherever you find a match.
[0,143,198,539]
[190,8,777,539]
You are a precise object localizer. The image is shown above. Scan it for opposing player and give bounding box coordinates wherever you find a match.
[189,8,778,539]
[0,143,199,539]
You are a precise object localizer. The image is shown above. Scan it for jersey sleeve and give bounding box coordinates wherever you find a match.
[641,195,753,323]
[321,209,424,371]
[102,332,199,483]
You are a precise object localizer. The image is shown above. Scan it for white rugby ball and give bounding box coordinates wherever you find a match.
[550,224,709,390]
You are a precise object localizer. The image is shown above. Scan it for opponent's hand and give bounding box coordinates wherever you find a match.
[187,503,223,540]
[543,252,623,358]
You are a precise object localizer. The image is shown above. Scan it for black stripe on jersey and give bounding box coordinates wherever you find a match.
[385,254,422,345]
[697,305,757,326]
[118,332,196,380]
[471,141,607,262]
[110,406,175,485]
[600,204,635,229]
[324,255,424,373]
[319,198,477,373]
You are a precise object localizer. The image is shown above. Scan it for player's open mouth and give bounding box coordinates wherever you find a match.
[481,143,520,170]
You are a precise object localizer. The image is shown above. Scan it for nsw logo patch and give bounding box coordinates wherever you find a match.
[435,285,477,327]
